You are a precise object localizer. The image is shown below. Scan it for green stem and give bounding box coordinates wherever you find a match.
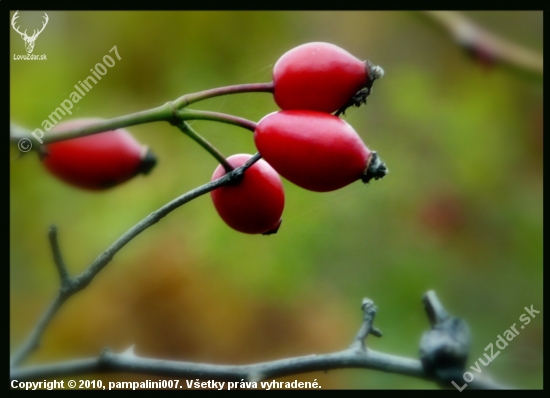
[172,82,274,109]
[11,83,266,156]
[15,102,175,148]
[176,122,233,173]
[176,109,257,132]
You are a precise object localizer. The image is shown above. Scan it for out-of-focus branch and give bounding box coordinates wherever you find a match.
[10,294,507,389]
[9,154,263,369]
[9,348,427,385]
[421,11,542,78]
[7,298,427,383]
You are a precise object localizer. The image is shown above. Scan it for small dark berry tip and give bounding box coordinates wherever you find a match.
[361,152,388,184]
[336,61,383,117]
[262,219,282,235]
[37,145,50,161]
[335,87,370,116]
[137,146,158,175]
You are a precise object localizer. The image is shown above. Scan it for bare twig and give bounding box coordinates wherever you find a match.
[419,291,471,383]
[350,298,382,351]
[172,82,274,109]
[176,121,234,172]
[48,225,71,286]
[176,109,258,132]
[10,226,77,368]
[8,298,427,384]
[419,291,508,390]
[10,295,69,369]
[10,295,506,389]
[9,155,263,368]
[9,347,427,384]
[421,11,542,78]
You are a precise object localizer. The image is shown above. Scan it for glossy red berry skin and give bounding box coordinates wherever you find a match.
[255,110,384,192]
[210,154,284,235]
[273,42,368,113]
[42,119,157,190]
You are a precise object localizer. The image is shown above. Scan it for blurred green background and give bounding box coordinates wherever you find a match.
[10,11,542,389]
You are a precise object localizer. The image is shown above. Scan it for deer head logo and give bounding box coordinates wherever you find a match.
[11,11,49,54]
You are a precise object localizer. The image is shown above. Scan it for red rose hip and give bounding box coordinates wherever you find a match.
[254,110,386,192]
[42,119,157,190]
[210,154,284,235]
[273,42,381,113]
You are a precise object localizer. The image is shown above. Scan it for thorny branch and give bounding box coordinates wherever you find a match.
[10,293,505,389]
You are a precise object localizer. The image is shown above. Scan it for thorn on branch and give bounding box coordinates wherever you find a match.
[350,297,382,351]
[121,345,137,358]
[247,370,264,383]
[419,290,471,384]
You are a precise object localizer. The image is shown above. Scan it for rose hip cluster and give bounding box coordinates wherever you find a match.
[211,42,387,235]
[36,42,385,236]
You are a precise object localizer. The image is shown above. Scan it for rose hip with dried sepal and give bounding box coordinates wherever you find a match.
[254,110,387,192]
[42,118,157,190]
[272,42,384,113]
